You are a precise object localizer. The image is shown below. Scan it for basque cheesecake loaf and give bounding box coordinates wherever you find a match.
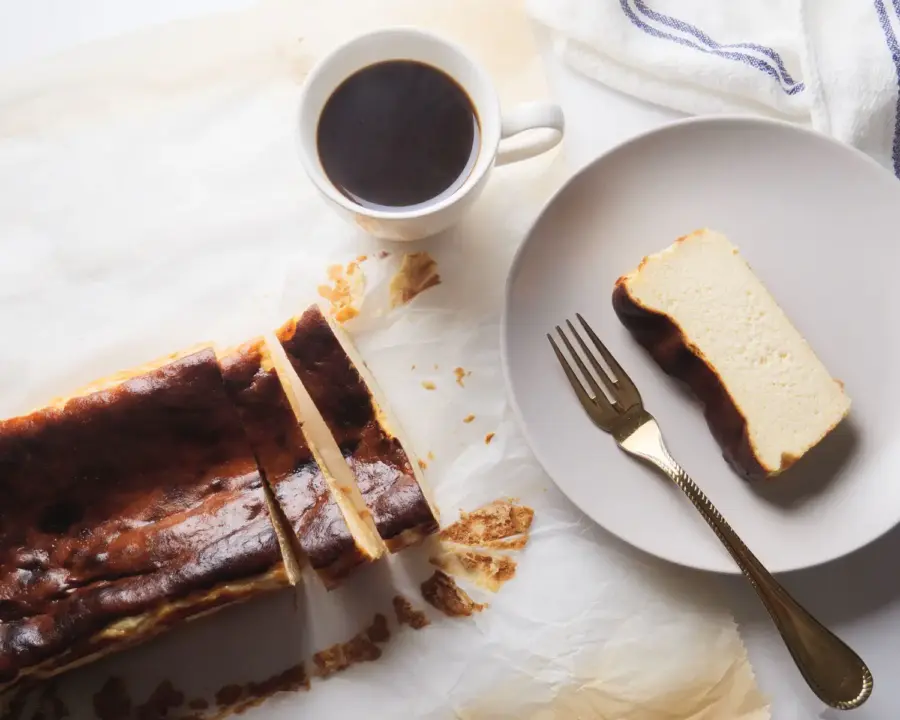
[218,339,378,587]
[612,229,850,481]
[0,348,288,691]
[276,306,439,551]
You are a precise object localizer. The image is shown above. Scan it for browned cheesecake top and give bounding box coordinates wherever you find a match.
[219,340,365,584]
[277,307,437,546]
[0,349,283,687]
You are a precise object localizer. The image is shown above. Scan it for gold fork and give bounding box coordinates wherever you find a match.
[549,313,872,711]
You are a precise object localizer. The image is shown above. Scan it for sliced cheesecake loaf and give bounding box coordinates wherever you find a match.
[612,229,850,481]
[276,306,439,551]
[218,339,377,588]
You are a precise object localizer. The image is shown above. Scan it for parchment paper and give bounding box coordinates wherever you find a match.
[0,1,769,717]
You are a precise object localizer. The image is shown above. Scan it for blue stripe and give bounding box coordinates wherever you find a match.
[633,0,802,89]
[873,0,900,176]
[619,0,805,96]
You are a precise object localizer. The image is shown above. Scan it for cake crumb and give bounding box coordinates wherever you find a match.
[135,680,184,720]
[30,682,69,720]
[430,550,518,593]
[393,595,430,629]
[454,367,471,387]
[422,381,436,391]
[334,306,358,323]
[93,677,132,720]
[240,665,308,713]
[318,259,366,324]
[389,252,441,307]
[427,451,434,460]
[211,664,309,717]
[411,364,416,370]
[313,614,389,679]
[367,613,390,643]
[440,500,534,548]
[356,254,368,262]
[377,250,391,259]
[463,414,475,424]
[418,458,428,470]
[421,571,486,618]
[485,432,495,444]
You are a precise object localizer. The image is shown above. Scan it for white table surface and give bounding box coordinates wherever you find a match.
[0,3,895,719]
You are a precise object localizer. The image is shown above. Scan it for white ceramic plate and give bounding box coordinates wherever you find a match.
[502,117,900,574]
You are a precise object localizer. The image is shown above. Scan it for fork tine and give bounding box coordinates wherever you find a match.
[576,313,642,408]
[555,326,618,419]
[547,333,596,416]
[566,319,620,408]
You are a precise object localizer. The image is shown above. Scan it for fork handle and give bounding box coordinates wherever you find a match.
[625,422,872,710]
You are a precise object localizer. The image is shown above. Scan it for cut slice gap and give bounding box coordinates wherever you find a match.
[215,343,304,587]
[260,473,304,586]
[264,332,386,562]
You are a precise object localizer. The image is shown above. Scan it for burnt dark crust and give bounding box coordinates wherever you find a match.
[277,307,438,550]
[612,282,769,481]
[0,349,284,688]
[219,341,366,585]
[25,570,281,682]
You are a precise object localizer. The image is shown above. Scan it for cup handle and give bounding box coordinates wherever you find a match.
[495,101,565,167]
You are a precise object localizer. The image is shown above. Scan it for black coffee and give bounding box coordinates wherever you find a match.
[316,60,480,211]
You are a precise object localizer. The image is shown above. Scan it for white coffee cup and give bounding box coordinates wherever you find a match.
[297,27,564,241]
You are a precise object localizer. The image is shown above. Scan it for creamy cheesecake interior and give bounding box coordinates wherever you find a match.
[617,229,850,476]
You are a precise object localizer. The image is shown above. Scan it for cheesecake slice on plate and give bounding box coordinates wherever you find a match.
[613,228,850,481]
[275,306,439,551]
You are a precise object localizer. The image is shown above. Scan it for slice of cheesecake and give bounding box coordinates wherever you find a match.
[218,339,376,588]
[264,332,388,561]
[612,229,850,480]
[275,306,439,551]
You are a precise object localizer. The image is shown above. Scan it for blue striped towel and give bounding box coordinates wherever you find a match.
[528,0,900,177]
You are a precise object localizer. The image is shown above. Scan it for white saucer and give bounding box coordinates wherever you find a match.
[502,117,900,574]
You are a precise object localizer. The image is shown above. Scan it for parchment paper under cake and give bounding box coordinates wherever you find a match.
[0,0,768,717]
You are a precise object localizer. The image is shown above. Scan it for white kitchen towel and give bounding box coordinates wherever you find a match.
[527,0,900,176]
